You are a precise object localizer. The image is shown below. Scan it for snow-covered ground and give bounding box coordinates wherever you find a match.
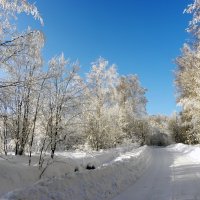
[1,144,200,200]
[0,144,152,200]
[0,145,135,196]
[113,144,200,200]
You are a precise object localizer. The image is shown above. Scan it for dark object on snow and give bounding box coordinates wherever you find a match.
[86,163,95,170]
[74,167,79,172]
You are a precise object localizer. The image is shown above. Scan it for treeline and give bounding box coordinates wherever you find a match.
[0,55,148,156]
[172,0,200,144]
[0,0,152,165]
[2,0,200,165]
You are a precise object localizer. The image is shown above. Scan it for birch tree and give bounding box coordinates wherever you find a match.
[116,75,147,144]
[0,0,43,86]
[40,54,83,159]
[83,58,148,149]
[175,0,200,144]
[83,58,120,150]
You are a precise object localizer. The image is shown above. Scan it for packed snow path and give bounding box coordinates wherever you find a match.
[113,146,200,200]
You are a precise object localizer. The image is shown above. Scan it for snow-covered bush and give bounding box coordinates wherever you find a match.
[146,128,171,146]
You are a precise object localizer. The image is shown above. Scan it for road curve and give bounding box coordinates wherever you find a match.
[112,146,200,200]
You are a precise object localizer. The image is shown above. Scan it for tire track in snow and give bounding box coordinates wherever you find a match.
[112,146,200,200]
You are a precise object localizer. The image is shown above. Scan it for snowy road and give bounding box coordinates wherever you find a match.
[113,146,200,200]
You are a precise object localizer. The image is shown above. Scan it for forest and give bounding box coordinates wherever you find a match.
[1,1,200,200]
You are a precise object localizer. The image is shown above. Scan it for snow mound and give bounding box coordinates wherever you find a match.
[0,144,138,196]
[168,143,189,152]
[168,143,200,162]
[1,146,152,200]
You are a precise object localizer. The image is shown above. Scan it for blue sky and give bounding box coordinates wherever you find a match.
[18,0,192,116]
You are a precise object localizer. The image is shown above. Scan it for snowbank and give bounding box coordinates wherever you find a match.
[0,144,138,196]
[0,156,39,197]
[1,146,152,200]
[168,143,200,162]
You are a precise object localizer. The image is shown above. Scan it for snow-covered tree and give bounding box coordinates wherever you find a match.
[0,0,43,87]
[175,0,200,144]
[116,75,147,144]
[146,115,172,146]
[83,58,148,150]
[168,112,186,143]
[83,58,120,150]
[184,0,200,38]
[40,54,83,159]
[0,0,45,155]
[0,0,150,158]
[6,31,44,155]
